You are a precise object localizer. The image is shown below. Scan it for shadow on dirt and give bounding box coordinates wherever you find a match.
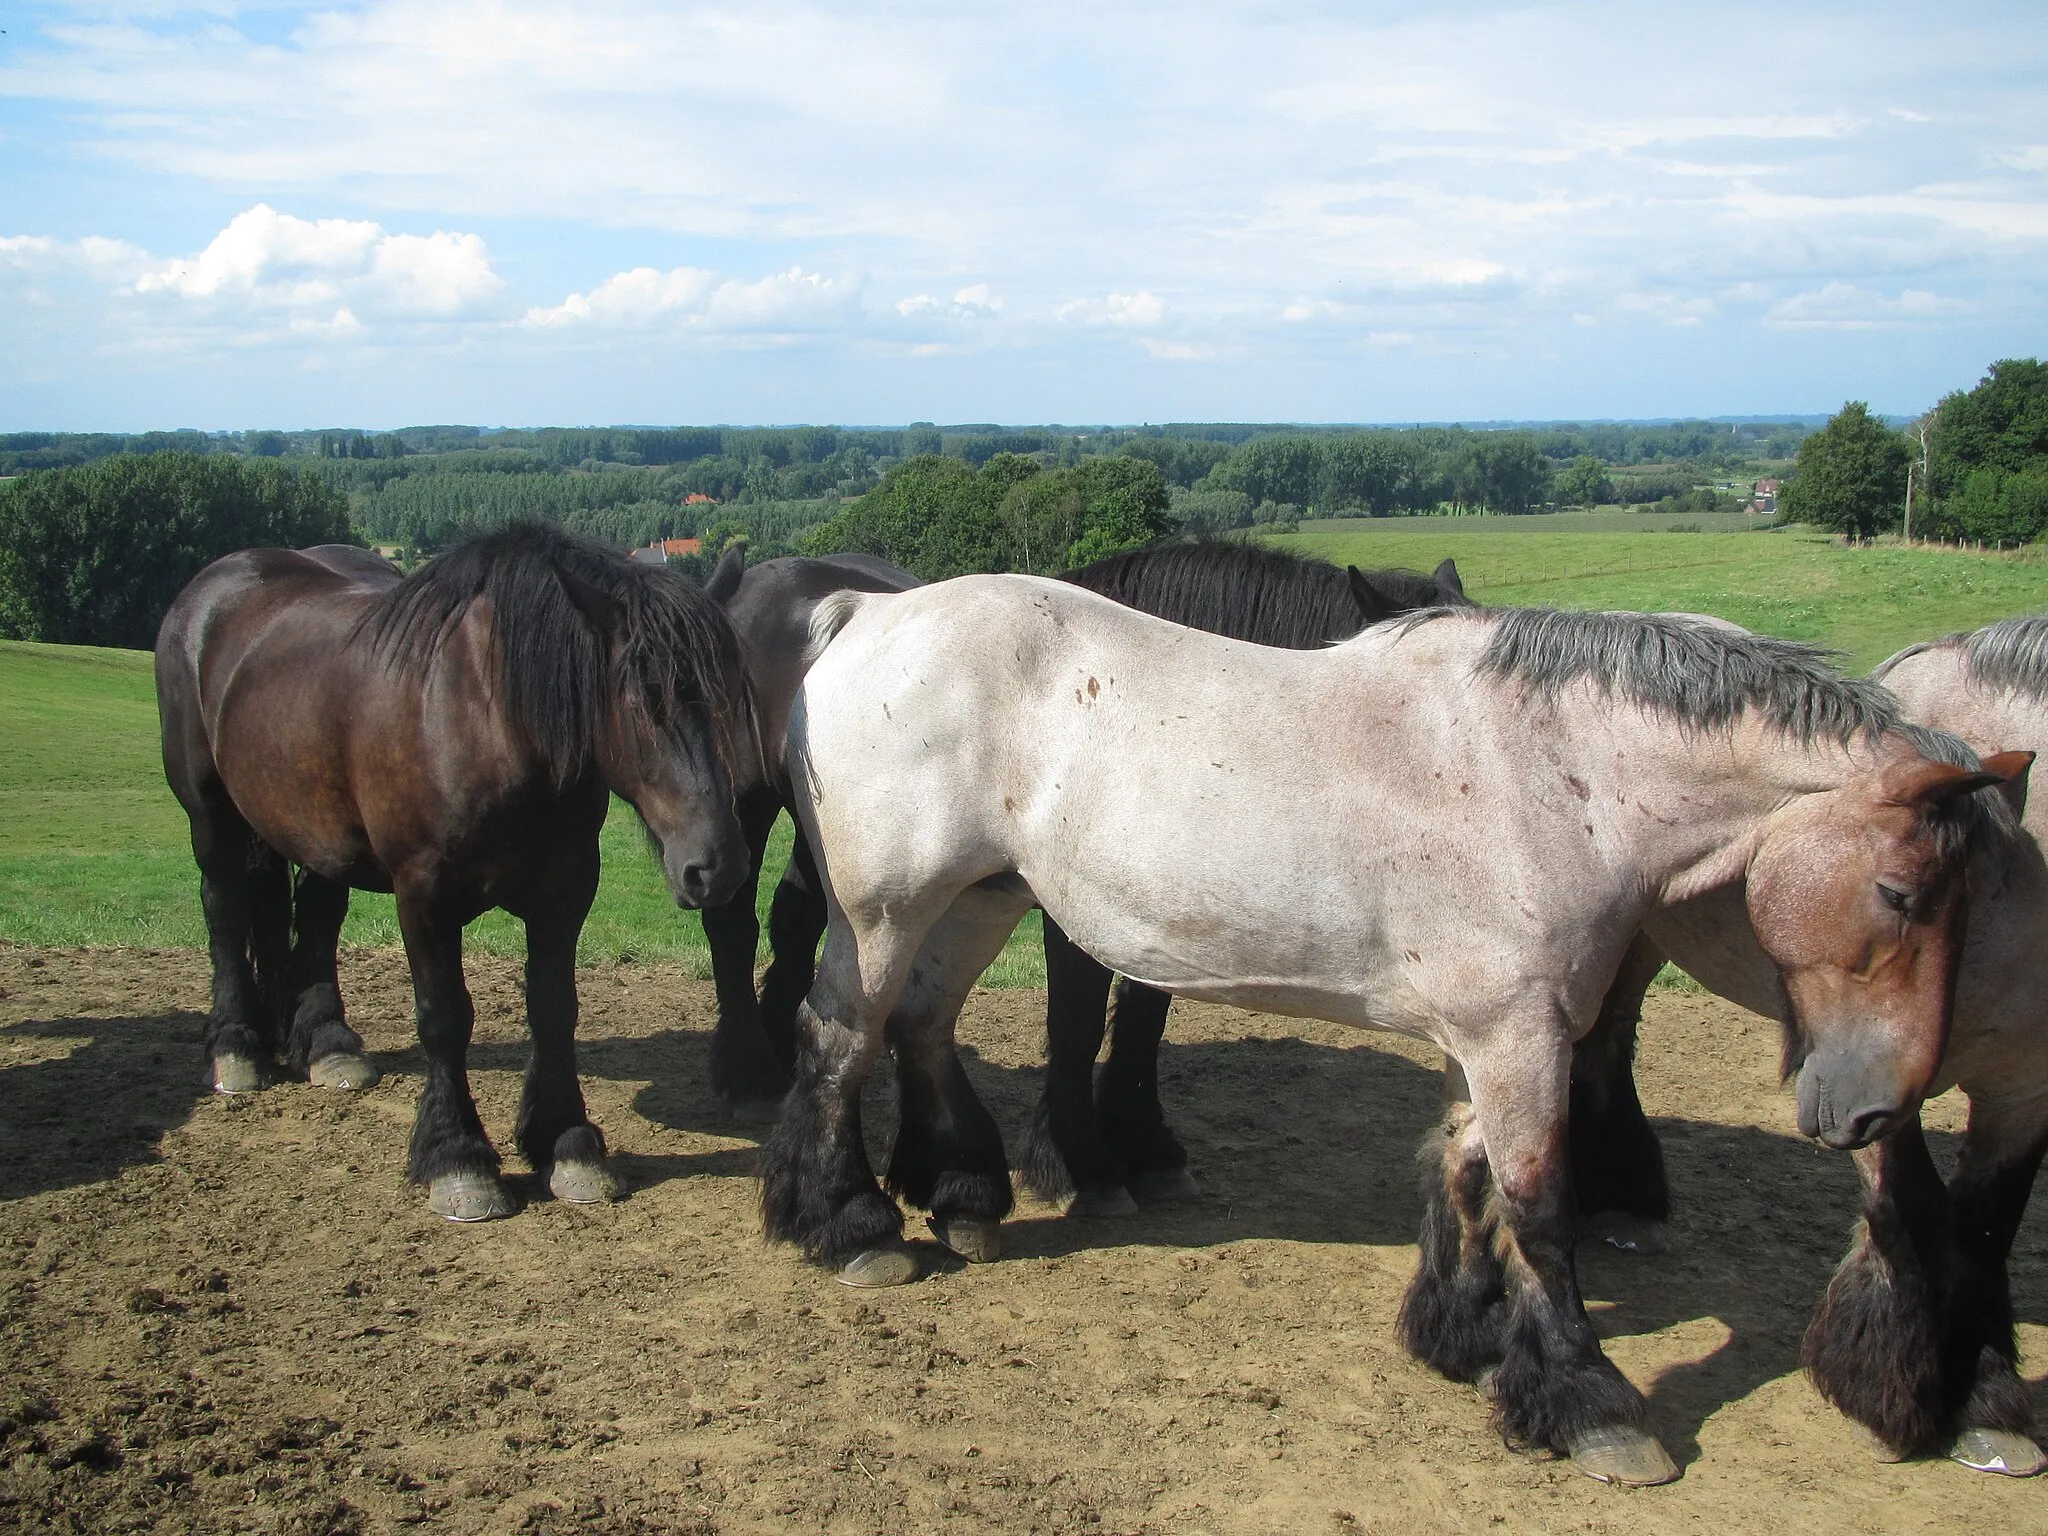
[0,1010,212,1202]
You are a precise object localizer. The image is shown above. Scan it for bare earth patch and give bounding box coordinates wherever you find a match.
[1,944,2043,1534]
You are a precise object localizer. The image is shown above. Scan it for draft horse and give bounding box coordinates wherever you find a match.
[157,523,753,1220]
[701,538,1470,1132]
[766,584,2022,1485]
[1568,614,2047,1474]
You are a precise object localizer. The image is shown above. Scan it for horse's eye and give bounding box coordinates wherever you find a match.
[1878,884,1914,917]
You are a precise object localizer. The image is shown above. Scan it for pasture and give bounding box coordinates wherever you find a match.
[5,529,2048,1533]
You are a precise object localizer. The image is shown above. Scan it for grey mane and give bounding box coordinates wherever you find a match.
[1403,607,1901,744]
[1869,613,2048,703]
[1963,614,2048,701]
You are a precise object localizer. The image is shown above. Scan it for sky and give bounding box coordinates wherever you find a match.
[2,1,2046,431]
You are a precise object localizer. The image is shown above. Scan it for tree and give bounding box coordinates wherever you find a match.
[1066,457,1174,566]
[1777,402,1909,541]
[0,453,354,649]
[1928,359,2048,546]
[1552,455,1615,507]
[799,454,1005,578]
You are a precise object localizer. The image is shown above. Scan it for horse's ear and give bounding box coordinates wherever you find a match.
[1433,558,1466,601]
[554,561,622,636]
[1347,566,1400,624]
[704,544,746,605]
[1883,749,2034,810]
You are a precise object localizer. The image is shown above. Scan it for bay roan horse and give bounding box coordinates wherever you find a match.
[766,579,2022,1485]
[156,523,753,1221]
[698,539,1465,1127]
[1568,613,2046,1474]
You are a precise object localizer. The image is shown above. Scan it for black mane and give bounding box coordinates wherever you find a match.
[361,521,751,786]
[1060,539,1455,650]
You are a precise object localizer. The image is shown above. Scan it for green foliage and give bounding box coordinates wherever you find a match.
[1778,402,1910,541]
[0,454,352,650]
[1929,359,2048,547]
[1553,455,1617,506]
[1202,428,1550,515]
[804,453,1172,577]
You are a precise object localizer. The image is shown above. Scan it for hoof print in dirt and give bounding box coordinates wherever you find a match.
[836,1246,921,1289]
[427,1173,518,1223]
[547,1160,620,1205]
[1567,1426,1681,1486]
[928,1216,1001,1264]
[308,1052,379,1090]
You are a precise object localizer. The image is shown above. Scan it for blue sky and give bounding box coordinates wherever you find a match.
[3,1,2045,430]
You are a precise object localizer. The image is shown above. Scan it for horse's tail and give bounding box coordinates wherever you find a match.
[805,588,874,665]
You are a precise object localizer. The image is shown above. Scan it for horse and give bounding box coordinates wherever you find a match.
[698,539,1466,1133]
[762,580,2024,1486]
[1021,541,1473,1216]
[1565,613,2048,1474]
[697,549,924,1119]
[156,522,754,1221]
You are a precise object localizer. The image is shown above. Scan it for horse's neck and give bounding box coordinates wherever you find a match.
[1556,703,1847,908]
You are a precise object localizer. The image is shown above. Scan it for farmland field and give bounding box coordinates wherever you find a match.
[4,529,2047,966]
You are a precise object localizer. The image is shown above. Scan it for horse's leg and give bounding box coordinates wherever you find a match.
[1801,1121,1957,1458]
[283,867,376,1089]
[397,893,514,1222]
[1098,978,1195,1203]
[1569,934,1670,1252]
[246,840,293,1056]
[1804,1107,2048,1472]
[706,789,789,1120]
[1020,917,1135,1216]
[883,882,1032,1262]
[757,819,830,1074]
[760,901,938,1288]
[514,873,618,1206]
[1944,1100,2048,1474]
[1396,1098,1510,1385]
[190,804,274,1094]
[1408,1035,1677,1486]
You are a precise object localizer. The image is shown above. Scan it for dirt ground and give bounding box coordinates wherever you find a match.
[1,944,2043,1535]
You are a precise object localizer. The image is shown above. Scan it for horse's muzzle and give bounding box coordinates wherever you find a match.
[1795,1054,1911,1151]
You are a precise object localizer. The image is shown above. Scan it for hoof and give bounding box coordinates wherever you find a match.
[836,1246,920,1289]
[548,1159,620,1205]
[1850,1424,1907,1464]
[929,1216,1001,1264]
[1567,1426,1680,1486]
[1066,1185,1140,1219]
[427,1173,518,1223]
[308,1052,379,1090]
[727,1097,784,1128]
[212,1054,268,1095]
[1950,1427,2047,1477]
[1129,1167,1200,1203]
[1583,1213,1669,1256]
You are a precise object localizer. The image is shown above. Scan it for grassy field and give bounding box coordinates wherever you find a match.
[0,637,1047,980]
[4,526,2044,980]
[1277,522,2048,671]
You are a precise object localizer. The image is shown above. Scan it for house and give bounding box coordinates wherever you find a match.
[683,493,717,506]
[1750,478,1781,516]
[629,536,704,566]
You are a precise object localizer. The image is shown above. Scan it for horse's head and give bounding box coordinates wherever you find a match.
[1746,742,2032,1149]
[563,564,754,910]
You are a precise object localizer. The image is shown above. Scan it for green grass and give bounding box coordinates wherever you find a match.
[5,524,2044,977]
[1276,522,2048,672]
[0,637,1046,980]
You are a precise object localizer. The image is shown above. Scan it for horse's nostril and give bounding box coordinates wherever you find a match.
[1845,1107,1894,1147]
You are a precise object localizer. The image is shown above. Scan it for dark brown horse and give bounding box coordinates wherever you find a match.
[156,523,753,1221]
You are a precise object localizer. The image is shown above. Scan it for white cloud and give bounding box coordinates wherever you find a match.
[132,204,502,319]
[526,263,857,334]
[1764,283,1968,330]
[1060,291,1164,327]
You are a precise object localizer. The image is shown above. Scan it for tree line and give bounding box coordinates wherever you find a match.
[1784,360,2048,546]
